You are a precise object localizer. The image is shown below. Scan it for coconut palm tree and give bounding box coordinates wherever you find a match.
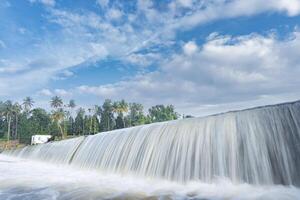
[68,99,76,112]
[113,100,128,128]
[50,96,63,109]
[3,101,13,141]
[120,100,129,127]
[65,99,76,136]
[75,107,85,135]
[112,102,121,116]
[86,108,91,135]
[12,103,21,140]
[23,97,34,113]
[94,105,102,119]
[119,99,128,114]
[50,96,64,139]
[51,108,65,139]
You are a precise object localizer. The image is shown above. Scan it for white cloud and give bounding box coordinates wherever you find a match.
[77,85,118,97]
[125,53,162,67]
[40,0,300,72]
[41,0,55,7]
[0,59,28,73]
[61,70,74,77]
[183,41,198,55]
[46,7,168,68]
[52,70,74,80]
[54,89,71,97]
[73,31,300,115]
[38,88,71,97]
[2,0,300,115]
[161,0,300,33]
[38,89,53,96]
[106,8,123,20]
[177,0,193,8]
[96,0,109,7]
[0,38,109,97]
[28,0,55,7]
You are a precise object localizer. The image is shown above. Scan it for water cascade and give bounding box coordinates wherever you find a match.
[7,136,85,164]
[4,101,300,186]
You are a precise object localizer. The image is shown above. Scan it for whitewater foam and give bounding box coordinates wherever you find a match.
[0,155,299,200]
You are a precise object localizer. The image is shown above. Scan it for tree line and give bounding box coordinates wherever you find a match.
[0,97,183,144]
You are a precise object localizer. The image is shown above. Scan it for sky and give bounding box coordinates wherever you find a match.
[1,0,300,116]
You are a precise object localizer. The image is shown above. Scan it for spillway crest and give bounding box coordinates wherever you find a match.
[3,101,300,186]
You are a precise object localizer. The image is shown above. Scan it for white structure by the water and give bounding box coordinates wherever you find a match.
[31,135,52,145]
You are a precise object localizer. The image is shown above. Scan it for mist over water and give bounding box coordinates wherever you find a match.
[0,155,299,200]
[2,101,300,199]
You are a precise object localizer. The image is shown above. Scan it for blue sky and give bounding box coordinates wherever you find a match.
[1,0,300,116]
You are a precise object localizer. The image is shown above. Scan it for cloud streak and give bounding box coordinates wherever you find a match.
[28,0,55,7]
[74,31,300,115]
[1,0,300,115]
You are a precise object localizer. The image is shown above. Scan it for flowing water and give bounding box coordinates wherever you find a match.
[1,101,300,199]
[0,155,300,200]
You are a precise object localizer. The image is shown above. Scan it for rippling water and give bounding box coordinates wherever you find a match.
[0,155,299,200]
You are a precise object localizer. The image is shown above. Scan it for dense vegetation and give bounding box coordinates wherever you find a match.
[0,97,185,144]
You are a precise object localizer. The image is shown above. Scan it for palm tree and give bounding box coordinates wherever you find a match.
[88,108,93,135]
[51,108,65,139]
[23,97,34,113]
[66,99,76,136]
[113,102,121,116]
[12,103,21,140]
[119,100,128,111]
[76,107,85,135]
[94,105,102,119]
[68,99,76,112]
[0,102,7,142]
[3,101,13,141]
[50,96,63,109]
[113,100,128,128]
[50,96,64,139]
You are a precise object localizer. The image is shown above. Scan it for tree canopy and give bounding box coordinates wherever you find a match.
[0,97,182,144]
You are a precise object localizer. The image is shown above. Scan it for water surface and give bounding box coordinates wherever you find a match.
[0,155,299,200]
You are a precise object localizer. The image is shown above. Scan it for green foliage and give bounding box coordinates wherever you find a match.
[74,108,85,136]
[128,103,145,126]
[148,105,179,122]
[50,96,63,109]
[30,108,51,134]
[99,99,115,131]
[23,97,34,113]
[68,99,76,109]
[0,96,185,144]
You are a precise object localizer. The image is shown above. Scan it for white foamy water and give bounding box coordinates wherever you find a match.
[0,155,299,200]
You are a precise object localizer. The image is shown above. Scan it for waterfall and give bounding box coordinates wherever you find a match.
[6,136,85,165]
[3,101,300,186]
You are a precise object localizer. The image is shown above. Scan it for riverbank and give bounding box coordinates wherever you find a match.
[0,140,25,152]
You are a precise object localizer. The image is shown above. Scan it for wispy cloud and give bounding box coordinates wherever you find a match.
[1,0,300,115]
[38,89,53,97]
[28,0,56,7]
[38,88,71,97]
[96,0,109,8]
[73,31,300,115]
